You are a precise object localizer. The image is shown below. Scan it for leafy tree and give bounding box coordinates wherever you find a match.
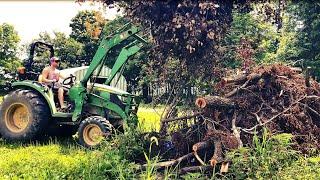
[287,1,320,78]
[0,23,21,71]
[51,32,84,68]
[70,10,106,63]
[221,8,280,70]
[28,31,84,72]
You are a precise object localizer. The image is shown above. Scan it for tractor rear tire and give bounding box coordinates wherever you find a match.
[0,89,50,141]
[77,116,112,148]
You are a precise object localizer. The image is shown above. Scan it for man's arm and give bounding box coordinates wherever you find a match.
[41,67,56,83]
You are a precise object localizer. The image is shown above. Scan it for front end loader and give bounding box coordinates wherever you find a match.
[0,23,148,148]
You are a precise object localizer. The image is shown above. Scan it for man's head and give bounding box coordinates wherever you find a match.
[50,57,60,68]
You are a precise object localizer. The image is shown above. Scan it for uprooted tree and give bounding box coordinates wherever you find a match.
[146,64,320,175]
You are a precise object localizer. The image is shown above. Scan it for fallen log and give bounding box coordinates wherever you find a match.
[222,73,261,85]
[195,96,235,109]
[222,74,248,85]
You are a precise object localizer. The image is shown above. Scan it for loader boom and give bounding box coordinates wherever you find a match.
[69,23,147,121]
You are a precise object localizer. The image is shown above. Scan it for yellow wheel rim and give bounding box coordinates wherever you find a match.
[83,124,104,146]
[5,103,30,133]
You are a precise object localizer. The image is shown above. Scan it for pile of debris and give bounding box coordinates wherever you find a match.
[145,64,320,174]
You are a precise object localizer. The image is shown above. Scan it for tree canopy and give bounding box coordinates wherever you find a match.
[70,10,107,63]
[0,23,21,71]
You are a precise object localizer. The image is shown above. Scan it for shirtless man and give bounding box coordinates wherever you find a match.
[41,57,66,109]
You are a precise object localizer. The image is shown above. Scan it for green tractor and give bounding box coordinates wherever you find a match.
[0,23,147,148]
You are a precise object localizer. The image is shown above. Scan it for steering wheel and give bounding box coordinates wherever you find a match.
[62,74,76,85]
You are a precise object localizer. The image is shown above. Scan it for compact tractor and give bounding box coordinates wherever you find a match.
[0,23,147,148]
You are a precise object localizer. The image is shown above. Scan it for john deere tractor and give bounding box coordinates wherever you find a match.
[0,23,147,148]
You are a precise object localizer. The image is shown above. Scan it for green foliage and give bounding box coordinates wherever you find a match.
[222,10,280,69]
[70,10,106,62]
[277,156,320,179]
[0,130,144,179]
[0,23,21,71]
[51,32,84,68]
[286,2,320,78]
[226,130,299,179]
[140,137,160,180]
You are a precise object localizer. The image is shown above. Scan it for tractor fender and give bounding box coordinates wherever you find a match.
[11,81,57,115]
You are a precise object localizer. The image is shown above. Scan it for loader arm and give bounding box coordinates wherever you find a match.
[69,23,148,122]
[80,24,140,86]
[105,40,144,85]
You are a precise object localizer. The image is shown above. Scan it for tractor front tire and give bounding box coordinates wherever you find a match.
[0,89,50,141]
[77,116,112,148]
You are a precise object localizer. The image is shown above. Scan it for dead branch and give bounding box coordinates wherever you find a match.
[231,111,243,148]
[220,162,230,173]
[299,102,320,119]
[224,79,250,98]
[224,73,261,98]
[251,112,263,126]
[222,73,262,85]
[193,152,206,166]
[141,153,194,170]
[221,74,248,84]
[192,141,212,165]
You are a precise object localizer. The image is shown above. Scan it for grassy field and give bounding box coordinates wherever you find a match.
[137,106,162,132]
[0,96,320,179]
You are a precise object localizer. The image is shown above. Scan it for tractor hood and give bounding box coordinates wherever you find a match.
[90,83,132,96]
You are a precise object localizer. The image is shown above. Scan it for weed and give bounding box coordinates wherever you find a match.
[225,129,299,179]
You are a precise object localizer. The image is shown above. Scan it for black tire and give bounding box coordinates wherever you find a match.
[77,116,112,148]
[0,89,50,141]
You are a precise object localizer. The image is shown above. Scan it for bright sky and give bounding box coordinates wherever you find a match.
[0,0,120,44]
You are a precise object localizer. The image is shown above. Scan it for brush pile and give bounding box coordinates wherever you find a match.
[146,64,320,174]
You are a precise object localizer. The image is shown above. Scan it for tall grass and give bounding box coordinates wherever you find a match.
[0,139,107,179]
[225,129,320,179]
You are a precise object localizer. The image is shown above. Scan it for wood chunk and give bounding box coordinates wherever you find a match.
[195,96,235,109]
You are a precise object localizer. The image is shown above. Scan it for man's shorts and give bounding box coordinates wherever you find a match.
[45,82,68,93]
